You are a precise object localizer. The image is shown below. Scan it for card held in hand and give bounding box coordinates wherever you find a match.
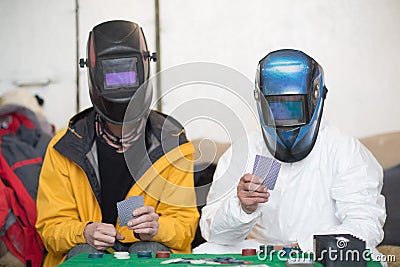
[116,196,144,226]
[252,155,281,190]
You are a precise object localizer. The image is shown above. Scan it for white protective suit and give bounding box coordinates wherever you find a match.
[195,122,386,256]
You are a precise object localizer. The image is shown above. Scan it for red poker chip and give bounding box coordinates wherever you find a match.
[241,248,257,256]
[156,251,171,258]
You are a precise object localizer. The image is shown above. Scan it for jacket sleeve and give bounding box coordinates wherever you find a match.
[150,153,200,252]
[35,136,91,255]
[330,136,386,246]
[199,144,262,245]
[299,135,386,252]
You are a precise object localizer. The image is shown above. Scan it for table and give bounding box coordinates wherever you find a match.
[58,253,382,266]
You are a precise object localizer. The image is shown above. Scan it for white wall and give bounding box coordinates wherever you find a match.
[1,0,399,142]
[0,0,155,131]
[0,0,76,130]
[159,0,400,141]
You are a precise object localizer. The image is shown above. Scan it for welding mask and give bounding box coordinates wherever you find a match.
[255,49,328,163]
[80,20,156,125]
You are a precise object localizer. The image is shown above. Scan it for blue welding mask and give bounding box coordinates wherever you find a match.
[255,49,328,163]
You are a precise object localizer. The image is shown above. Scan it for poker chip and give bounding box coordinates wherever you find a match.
[216,257,233,262]
[156,251,171,258]
[114,252,129,257]
[115,255,130,260]
[137,251,152,258]
[282,246,301,257]
[189,259,206,264]
[228,259,245,264]
[283,246,292,256]
[241,248,257,256]
[88,253,103,258]
[114,251,130,259]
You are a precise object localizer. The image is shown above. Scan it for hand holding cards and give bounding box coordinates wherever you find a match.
[237,154,281,214]
[116,196,144,226]
[252,155,281,190]
[117,197,160,240]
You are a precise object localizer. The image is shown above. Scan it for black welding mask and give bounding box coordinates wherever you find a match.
[80,20,156,125]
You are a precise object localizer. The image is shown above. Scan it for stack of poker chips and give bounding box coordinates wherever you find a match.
[156,251,171,258]
[114,251,130,259]
[242,248,257,256]
[137,251,152,258]
[87,253,103,258]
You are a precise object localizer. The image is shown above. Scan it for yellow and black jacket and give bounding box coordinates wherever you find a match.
[36,108,199,267]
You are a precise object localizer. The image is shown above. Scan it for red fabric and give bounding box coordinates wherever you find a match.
[10,157,42,171]
[0,113,35,136]
[0,139,44,267]
[0,181,10,232]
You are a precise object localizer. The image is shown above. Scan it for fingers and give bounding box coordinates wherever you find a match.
[132,220,159,233]
[127,206,159,241]
[130,213,159,228]
[240,191,270,201]
[239,173,268,193]
[127,207,159,228]
[237,173,270,214]
[241,182,268,193]
[92,223,117,246]
[84,222,124,250]
[132,205,155,217]
[116,231,125,241]
[241,173,264,184]
[238,189,270,206]
[96,223,118,236]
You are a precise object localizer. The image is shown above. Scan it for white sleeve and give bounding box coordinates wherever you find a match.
[299,135,386,252]
[330,136,386,246]
[199,142,262,244]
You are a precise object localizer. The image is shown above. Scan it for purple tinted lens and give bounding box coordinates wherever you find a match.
[106,71,137,86]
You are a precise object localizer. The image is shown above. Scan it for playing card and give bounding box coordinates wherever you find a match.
[117,196,144,226]
[252,154,262,174]
[252,155,281,190]
[160,258,184,264]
